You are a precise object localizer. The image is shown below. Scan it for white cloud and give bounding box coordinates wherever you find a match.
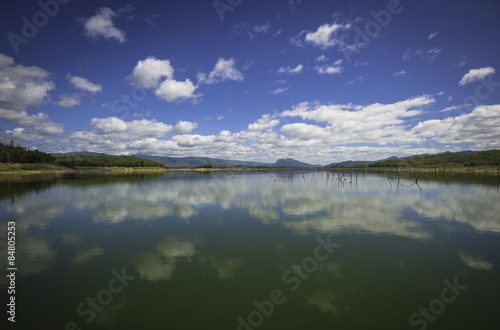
[439,105,466,113]
[232,23,270,39]
[126,56,199,104]
[277,64,304,74]
[426,47,442,62]
[288,0,302,11]
[0,54,54,111]
[127,119,173,138]
[247,114,280,132]
[403,48,441,62]
[455,55,468,68]
[394,70,407,77]
[402,49,412,61]
[428,32,439,40]
[315,55,328,62]
[304,23,351,49]
[198,58,244,84]
[67,74,103,93]
[280,96,436,145]
[174,121,198,135]
[73,117,173,145]
[458,67,496,86]
[253,23,271,34]
[2,127,46,143]
[56,94,81,108]
[411,105,500,149]
[91,117,127,134]
[315,60,343,75]
[155,79,199,103]
[0,54,63,144]
[82,7,127,43]
[269,86,290,95]
[128,57,174,88]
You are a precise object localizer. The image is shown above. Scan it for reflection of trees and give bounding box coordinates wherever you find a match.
[0,175,59,202]
[0,173,163,202]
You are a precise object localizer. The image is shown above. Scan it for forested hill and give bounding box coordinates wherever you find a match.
[0,142,56,163]
[55,155,164,168]
[369,150,500,167]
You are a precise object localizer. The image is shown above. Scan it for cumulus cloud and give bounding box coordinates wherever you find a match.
[0,54,54,111]
[91,117,127,134]
[0,54,62,143]
[280,96,436,145]
[127,57,201,104]
[247,114,280,132]
[67,74,103,93]
[82,7,127,43]
[198,58,244,84]
[174,121,198,135]
[127,57,174,88]
[49,98,500,164]
[411,105,500,149]
[155,79,199,103]
[394,70,407,77]
[315,60,343,75]
[127,57,244,104]
[458,67,496,86]
[87,117,172,138]
[303,23,351,49]
[277,64,304,74]
[56,93,81,108]
[315,55,328,62]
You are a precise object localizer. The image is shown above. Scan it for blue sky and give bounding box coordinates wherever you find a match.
[1,0,499,164]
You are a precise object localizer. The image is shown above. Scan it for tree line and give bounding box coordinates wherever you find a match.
[0,142,164,167]
[369,150,500,167]
[0,142,56,163]
[56,155,165,168]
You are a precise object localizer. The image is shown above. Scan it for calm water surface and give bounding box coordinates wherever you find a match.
[1,171,499,329]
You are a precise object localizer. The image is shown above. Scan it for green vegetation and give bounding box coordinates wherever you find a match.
[56,155,164,168]
[369,150,500,167]
[0,141,56,163]
[195,164,214,168]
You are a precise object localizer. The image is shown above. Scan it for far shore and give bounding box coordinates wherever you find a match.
[0,162,499,177]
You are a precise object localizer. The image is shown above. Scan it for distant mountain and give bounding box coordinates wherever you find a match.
[51,152,318,168]
[51,151,110,157]
[272,158,318,168]
[136,155,268,167]
[327,160,375,167]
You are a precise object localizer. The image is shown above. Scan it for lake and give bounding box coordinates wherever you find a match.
[1,171,499,329]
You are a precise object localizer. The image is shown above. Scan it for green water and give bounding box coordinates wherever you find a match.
[1,171,499,329]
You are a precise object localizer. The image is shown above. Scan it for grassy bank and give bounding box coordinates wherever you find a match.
[0,163,168,175]
[0,162,73,174]
[328,165,500,177]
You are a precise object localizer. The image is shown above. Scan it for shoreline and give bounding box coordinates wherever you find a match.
[0,163,499,177]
